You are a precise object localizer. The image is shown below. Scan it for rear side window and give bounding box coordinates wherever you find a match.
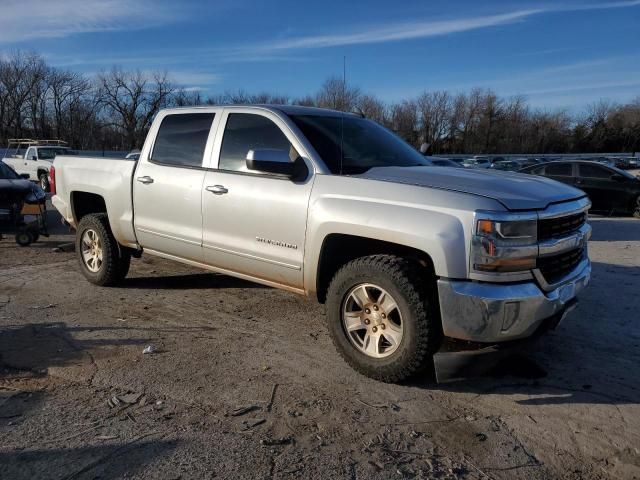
[579,164,610,179]
[545,163,572,176]
[219,113,292,172]
[151,113,215,167]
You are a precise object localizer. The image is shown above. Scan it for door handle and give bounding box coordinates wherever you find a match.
[137,176,154,184]
[205,185,228,195]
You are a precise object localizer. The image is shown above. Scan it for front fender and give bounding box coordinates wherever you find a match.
[303,175,505,295]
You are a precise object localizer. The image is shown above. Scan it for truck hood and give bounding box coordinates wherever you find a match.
[358,166,586,211]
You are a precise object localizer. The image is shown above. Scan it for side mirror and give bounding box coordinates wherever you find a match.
[20,173,30,179]
[30,155,37,161]
[611,173,625,182]
[246,149,306,179]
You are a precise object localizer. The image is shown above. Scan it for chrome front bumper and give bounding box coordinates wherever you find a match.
[437,258,591,343]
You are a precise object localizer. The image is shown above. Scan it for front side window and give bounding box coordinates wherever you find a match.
[545,163,572,176]
[26,148,36,160]
[151,113,215,167]
[219,113,293,172]
[289,114,430,175]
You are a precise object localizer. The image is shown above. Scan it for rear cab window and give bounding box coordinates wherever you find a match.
[151,113,215,167]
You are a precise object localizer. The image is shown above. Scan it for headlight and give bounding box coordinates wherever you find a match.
[472,216,537,274]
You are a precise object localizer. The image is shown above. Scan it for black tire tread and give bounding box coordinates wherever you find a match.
[326,254,439,383]
[76,213,128,286]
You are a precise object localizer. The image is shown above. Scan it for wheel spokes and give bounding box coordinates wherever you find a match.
[344,311,365,332]
[351,285,374,308]
[363,333,380,356]
[377,291,398,314]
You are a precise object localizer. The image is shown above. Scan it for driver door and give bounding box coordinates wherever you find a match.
[201,109,314,290]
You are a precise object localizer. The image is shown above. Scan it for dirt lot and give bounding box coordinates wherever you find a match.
[1,208,639,480]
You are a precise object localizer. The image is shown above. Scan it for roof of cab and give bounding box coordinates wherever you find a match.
[160,104,359,117]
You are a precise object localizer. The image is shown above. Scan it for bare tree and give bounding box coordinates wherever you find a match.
[316,76,361,112]
[97,68,174,149]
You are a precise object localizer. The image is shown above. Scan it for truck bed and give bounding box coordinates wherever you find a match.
[52,155,138,247]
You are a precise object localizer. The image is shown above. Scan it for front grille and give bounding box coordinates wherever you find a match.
[538,211,586,240]
[537,247,584,284]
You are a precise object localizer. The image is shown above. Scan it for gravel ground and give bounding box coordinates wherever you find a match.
[0,209,639,479]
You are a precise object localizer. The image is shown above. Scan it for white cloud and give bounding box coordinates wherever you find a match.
[0,0,179,44]
[241,10,542,53]
[228,1,640,54]
[168,71,222,87]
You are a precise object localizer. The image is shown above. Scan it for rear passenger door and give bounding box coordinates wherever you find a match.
[201,109,314,290]
[133,110,220,263]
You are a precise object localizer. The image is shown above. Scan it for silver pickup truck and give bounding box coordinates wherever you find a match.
[51,105,591,382]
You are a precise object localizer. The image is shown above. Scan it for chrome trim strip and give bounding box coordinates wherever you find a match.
[203,243,301,270]
[538,224,591,257]
[143,248,305,295]
[136,227,201,246]
[533,256,590,292]
[537,197,591,220]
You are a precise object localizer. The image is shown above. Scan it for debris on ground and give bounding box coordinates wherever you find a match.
[260,436,293,446]
[241,418,265,430]
[228,405,261,417]
[107,392,143,408]
[52,242,74,253]
[143,344,157,354]
[30,304,57,309]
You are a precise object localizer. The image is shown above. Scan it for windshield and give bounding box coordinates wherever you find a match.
[288,114,431,174]
[37,147,72,160]
[0,161,20,179]
[612,166,638,180]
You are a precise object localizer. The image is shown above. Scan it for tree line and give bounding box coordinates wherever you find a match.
[1,51,639,154]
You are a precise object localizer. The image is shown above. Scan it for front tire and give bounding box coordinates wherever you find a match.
[76,213,130,286]
[326,255,440,383]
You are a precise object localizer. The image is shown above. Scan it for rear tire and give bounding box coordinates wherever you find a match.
[76,213,129,286]
[38,173,50,193]
[633,196,640,219]
[326,254,440,383]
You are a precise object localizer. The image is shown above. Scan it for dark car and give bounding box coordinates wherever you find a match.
[430,157,463,168]
[519,160,640,217]
[490,159,521,171]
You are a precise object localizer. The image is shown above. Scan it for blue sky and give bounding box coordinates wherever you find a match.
[1,0,639,110]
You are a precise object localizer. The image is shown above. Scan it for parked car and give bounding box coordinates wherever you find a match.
[0,161,48,245]
[51,105,592,383]
[2,139,75,191]
[609,157,632,170]
[462,157,491,168]
[445,157,466,165]
[430,157,463,168]
[490,160,522,171]
[520,160,640,217]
